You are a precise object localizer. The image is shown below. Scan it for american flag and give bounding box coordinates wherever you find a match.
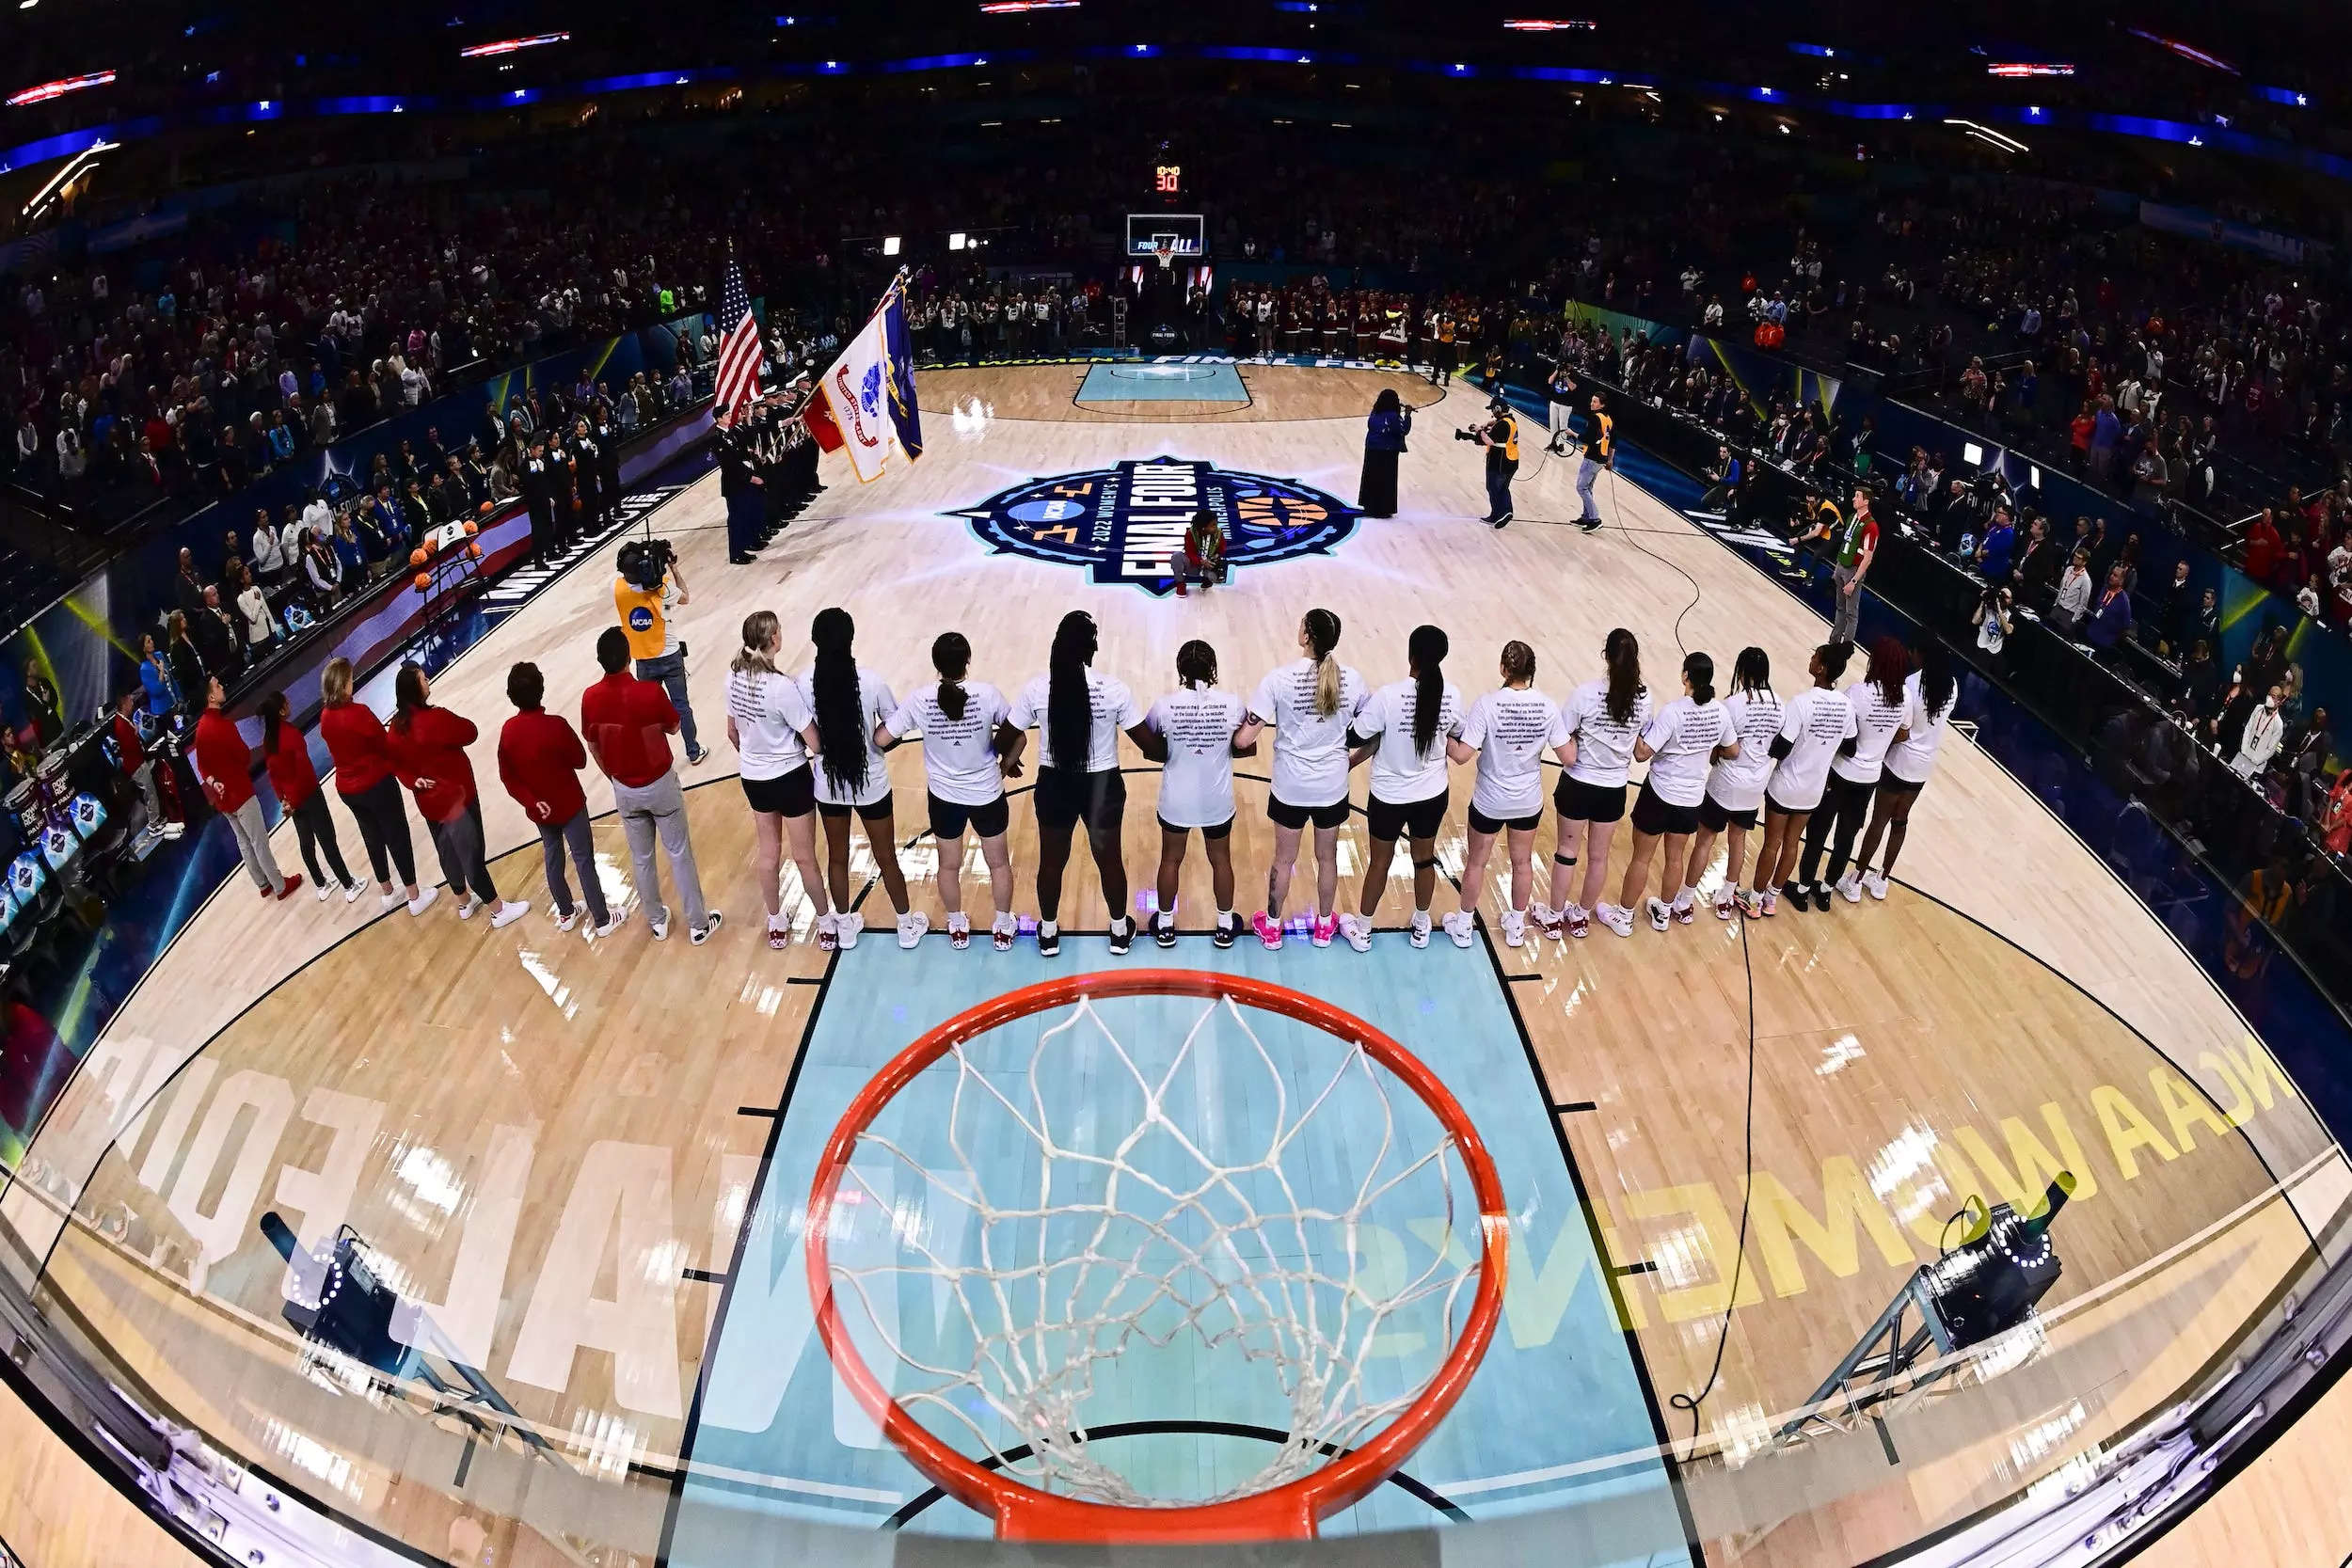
[711,250,763,423]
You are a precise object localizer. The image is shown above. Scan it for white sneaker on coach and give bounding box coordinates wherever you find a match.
[315,879,333,902]
[407,887,441,917]
[1340,912,1373,953]
[1862,870,1890,900]
[343,880,365,904]
[1835,872,1864,904]
[898,911,930,949]
[490,899,531,929]
[1441,911,1476,948]
[593,911,625,940]
[554,908,580,932]
[1596,902,1635,939]
[1501,908,1528,947]
[457,895,482,921]
[381,890,405,912]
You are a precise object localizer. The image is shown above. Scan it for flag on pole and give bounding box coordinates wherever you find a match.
[803,277,923,483]
[711,250,763,424]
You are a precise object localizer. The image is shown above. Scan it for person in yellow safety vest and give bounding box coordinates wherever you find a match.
[1474,395,1520,529]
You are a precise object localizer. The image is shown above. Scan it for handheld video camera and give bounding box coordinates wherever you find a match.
[617,536,677,593]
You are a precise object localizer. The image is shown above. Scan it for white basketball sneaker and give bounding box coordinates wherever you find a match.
[1862,870,1890,900]
[1500,908,1528,947]
[1440,911,1476,948]
[897,911,930,949]
[1339,912,1373,953]
[1595,902,1635,939]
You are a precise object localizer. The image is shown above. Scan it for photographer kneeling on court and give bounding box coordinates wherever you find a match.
[615,536,708,766]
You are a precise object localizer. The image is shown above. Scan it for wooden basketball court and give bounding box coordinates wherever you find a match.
[4,362,2342,1568]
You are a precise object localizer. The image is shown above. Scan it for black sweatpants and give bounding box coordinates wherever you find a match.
[1798,772,1874,887]
[342,773,418,888]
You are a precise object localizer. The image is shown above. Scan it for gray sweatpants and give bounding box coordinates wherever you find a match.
[613,768,707,932]
[224,796,284,893]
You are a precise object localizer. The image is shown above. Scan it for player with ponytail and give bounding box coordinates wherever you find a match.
[1343,625,1466,950]
[876,631,1017,950]
[801,608,922,948]
[1234,608,1366,948]
[1536,627,1651,940]
[1613,649,1734,934]
[1450,641,1573,947]
[1003,610,1152,957]
[1138,640,1251,947]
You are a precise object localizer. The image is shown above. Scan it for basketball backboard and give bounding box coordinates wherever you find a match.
[1123,213,1206,258]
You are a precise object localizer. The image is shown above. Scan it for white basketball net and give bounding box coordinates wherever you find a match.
[824,991,1487,1511]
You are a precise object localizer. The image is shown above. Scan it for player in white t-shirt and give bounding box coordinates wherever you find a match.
[1137,641,1252,949]
[800,608,925,951]
[875,631,1017,951]
[1342,625,1467,952]
[724,610,834,950]
[1605,650,1737,935]
[1536,628,1650,941]
[1855,640,1957,900]
[1689,647,1782,920]
[1448,641,1574,949]
[1752,641,1856,916]
[1000,610,1151,958]
[1798,638,1913,908]
[1232,609,1366,950]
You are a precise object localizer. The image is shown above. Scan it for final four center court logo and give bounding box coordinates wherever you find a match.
[952,457,1359,595]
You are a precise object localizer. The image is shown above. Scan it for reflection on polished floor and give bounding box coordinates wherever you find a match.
[3,364,2343,1568]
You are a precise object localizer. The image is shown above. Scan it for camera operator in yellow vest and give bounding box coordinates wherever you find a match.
[614,537,708,765]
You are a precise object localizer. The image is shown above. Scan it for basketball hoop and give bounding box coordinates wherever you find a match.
[805,970,1508,1543]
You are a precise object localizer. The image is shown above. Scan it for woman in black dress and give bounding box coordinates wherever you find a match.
[1358,388,1412,517]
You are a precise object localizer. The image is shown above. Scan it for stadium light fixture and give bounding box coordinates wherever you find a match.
[8,71,117,107]
[460,31,569,58]
[949,232,967,250]
[882,236,901,256]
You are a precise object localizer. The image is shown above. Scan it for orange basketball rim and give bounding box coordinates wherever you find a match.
[803,968,1511,1544]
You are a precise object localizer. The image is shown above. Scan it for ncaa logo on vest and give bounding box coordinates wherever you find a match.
[952,457,1359,596]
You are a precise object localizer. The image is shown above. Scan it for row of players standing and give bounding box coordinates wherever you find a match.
[717,606,1961,957]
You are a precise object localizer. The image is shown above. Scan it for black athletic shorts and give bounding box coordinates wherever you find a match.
[928,791,1009,841]
[1468,802,1543,834]
[817,791,896,822]
[742,766,816,817]
[1763,787,1815,817]
[1365,790,1448,843]
[1630,781,1700,837]
[1160,816,1235,840]
[1697,791,1758,832]
[1553,775,1629,824]
[1267,794,1351,832]
[1036,766,1127,832]
[1876,771,1927,803]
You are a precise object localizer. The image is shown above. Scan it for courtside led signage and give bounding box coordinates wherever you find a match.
[1987,62,2074,78]
[1503,19,1596,30]
[459,31,570,58]
[8,71,116,107]
[978,1,1079,11]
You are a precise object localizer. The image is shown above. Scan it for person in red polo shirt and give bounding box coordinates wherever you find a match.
[581,626,720,943]
[317,656,436,917]
[499,660,614,938]
[112,687,183,845]
[261,689,361,903]
[191,675,300,899]
[384,661,530,928]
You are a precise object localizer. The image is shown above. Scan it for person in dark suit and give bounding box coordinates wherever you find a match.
[592,409,623,530]
[521,435,555,567]
[546,426,579,555]
[570,418,604,539]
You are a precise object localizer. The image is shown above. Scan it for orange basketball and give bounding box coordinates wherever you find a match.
[413,571,431,591]
[463,520,479,536]
[409,546,428,567]
[467,542,483,559]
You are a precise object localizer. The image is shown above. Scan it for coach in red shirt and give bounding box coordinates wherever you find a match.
[500,660,612,936]
[581,626,718,943]
[385,662,529,928]
[192,675,298,899]
[112,688,183,844]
